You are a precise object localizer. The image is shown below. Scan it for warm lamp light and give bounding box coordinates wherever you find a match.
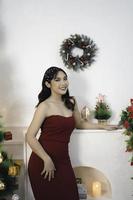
[0,152,3,163]
[92,181,101,197]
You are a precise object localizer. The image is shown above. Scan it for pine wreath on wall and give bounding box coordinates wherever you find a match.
[60,34,98,71]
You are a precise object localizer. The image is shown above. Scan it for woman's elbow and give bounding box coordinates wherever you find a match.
[25,132,37,145]
[25,132,32,144]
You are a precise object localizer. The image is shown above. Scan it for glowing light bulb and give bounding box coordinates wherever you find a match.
[92,181,101,197]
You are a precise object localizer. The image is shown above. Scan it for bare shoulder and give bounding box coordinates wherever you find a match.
[36,101,48,111]
[26,101,49,137]
[34,101,49,119]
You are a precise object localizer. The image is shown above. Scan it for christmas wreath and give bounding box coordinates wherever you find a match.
[60,34,98,71]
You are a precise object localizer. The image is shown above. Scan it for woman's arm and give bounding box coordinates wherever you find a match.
[72,97,118,130]
[26,102,50,161]
[26,102,56,181]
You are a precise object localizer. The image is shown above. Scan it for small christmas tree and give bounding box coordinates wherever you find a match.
[0,116,19,198]
[94,94,111,121]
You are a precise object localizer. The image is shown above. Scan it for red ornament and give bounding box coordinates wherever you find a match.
[124,121,129,129]
[129,112,133,119]
[130,161,133,166]
[4,131,12,140]
[127,106,133,112]
[130,99,133,105]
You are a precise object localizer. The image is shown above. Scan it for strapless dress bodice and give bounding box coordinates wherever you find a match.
[39,115,75,143]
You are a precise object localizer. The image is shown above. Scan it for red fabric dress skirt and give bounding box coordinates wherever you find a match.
[28,115,79,200]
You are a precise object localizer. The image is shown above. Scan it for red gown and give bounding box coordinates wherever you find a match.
[28,115,79,200]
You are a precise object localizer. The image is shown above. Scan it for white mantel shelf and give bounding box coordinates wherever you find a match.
[74,129,124,134]
[2,140,24,145]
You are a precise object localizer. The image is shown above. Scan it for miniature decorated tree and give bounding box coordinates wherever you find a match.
[94,94,111,123]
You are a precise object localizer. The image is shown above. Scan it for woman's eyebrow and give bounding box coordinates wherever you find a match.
[55,75,67,79]
[54,77,60,79]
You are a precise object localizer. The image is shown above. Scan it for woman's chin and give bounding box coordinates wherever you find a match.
[59,90,67,95]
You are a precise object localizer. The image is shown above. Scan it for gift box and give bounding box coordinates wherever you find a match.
[4,131,12,140]
[77,183,87,199]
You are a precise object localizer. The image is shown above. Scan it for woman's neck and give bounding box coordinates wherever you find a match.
[48,94,63,103]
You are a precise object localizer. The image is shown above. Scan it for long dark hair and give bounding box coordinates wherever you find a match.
[36,66,75,110]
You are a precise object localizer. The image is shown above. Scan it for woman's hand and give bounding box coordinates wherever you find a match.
[104,124,122,131]
[41,156,56,181]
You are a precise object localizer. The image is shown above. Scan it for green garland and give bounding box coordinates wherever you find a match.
[119,99,133,190]
[119,99,133,160]
[60,34,98,71]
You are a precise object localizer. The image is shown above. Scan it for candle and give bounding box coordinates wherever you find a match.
[92,181,101,197]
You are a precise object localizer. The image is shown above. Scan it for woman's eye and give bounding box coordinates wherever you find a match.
[55,79,60,81]
[54,77,67,81]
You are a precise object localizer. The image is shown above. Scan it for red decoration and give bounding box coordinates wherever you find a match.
[127,106,133,112]
[129,112,133,119]
[130,99,133,105]
[120,98,133,168]
[124,121,129,128]
[4,131,12,140]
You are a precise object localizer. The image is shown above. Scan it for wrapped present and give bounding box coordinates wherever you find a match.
[8,161,22,176]
[8,166,18,176]
[76,178,88,199]
[77,183,88,199]
[4,131,12,140]
[14,160,22,175]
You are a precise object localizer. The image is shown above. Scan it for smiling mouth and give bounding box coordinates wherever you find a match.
[60,87,67,90]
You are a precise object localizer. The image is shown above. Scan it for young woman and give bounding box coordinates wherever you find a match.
[26,66,118,200]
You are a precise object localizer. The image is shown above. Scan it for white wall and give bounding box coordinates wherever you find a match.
[0,0,133,126]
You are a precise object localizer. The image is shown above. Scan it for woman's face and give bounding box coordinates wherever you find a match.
[48,71,69,95]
